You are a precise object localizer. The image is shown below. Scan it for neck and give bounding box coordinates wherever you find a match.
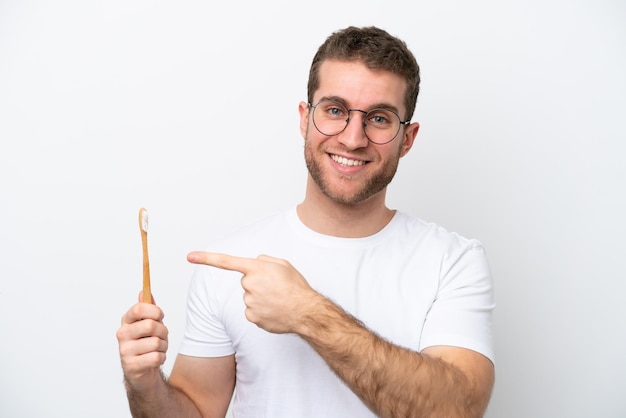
[297,176,395,238]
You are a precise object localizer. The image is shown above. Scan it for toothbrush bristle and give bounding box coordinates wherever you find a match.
[140,208,149,232]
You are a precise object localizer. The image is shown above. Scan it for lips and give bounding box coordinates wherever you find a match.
[330,154,366,167]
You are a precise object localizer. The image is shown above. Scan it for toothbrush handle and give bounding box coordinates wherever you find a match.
[141,230,151,303]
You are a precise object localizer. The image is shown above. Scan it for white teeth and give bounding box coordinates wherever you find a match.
[331,154,365,167]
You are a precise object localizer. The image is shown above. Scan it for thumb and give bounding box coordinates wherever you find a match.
[138,291,156,305]
[257,254,290,267]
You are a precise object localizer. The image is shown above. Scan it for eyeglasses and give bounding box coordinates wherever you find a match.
[308,99,410,145]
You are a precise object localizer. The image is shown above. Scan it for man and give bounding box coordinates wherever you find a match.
[117,26,495,417]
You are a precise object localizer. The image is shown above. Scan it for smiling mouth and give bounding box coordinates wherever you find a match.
[330,154,366,167]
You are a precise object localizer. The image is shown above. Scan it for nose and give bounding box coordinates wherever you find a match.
[337,109,369,149]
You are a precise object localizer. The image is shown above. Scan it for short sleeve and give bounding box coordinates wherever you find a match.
[178,265,237,357]
[419,242,495,363]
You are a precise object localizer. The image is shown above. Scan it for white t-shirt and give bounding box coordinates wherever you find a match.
[180,207,494,417]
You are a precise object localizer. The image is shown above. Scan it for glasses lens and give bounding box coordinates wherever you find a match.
[363,109,401,144]
[312,100,349,136]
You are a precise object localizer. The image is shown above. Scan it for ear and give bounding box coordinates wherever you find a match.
[399,122,419,157]
[298,101,310,139]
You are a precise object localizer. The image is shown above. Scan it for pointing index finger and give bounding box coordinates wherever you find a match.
[187,251,257,274]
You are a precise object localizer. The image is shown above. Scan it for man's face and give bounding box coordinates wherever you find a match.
[299,60,419,206]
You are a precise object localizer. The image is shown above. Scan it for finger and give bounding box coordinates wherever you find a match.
[130,335,169,356]
[119,337,168,374]
[117,319,168,346]
[136,317,169,340]
[187,251,259,274]
[121,302,164,325]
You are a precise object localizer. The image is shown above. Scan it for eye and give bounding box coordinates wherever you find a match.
[321,101,347,119]
[367,109,393,127]
[329,107,343,117]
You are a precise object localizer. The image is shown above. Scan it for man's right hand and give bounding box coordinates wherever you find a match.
[116,292,169,391]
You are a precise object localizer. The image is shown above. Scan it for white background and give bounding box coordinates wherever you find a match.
[1,1,625,417]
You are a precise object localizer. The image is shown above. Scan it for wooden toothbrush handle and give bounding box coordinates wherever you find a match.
[139,208,152,304]
[141,230,151,303]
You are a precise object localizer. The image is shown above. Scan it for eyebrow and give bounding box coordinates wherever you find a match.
[319,95,401,114]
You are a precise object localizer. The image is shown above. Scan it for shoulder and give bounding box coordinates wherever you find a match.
[387,212,490,279]
[391,211,484,252]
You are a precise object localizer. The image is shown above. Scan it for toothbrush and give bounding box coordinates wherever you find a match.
[138,208,152,304]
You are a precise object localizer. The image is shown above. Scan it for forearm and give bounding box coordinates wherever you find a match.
[124,369,203,418]
[297,296,485,418]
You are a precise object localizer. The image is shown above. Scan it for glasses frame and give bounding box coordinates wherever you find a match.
[308,100,411,145]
